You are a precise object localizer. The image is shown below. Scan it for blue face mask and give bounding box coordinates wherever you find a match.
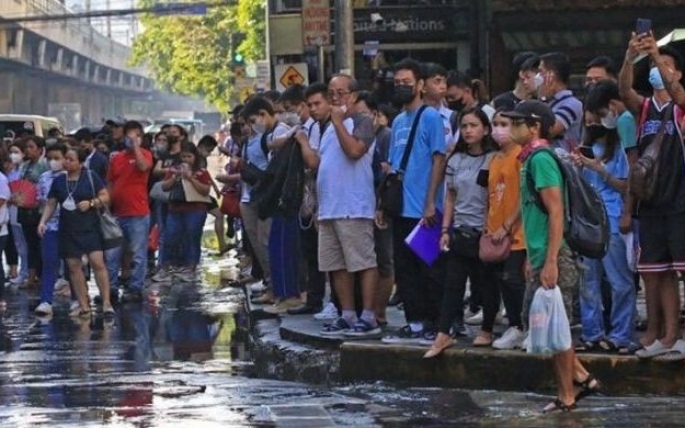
[124,136,134,149]
[649,67,665,90]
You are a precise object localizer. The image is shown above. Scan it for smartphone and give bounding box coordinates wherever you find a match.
[636,18,652,35]
[579,146,595,159]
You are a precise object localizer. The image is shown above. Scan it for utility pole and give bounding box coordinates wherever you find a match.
[106,0,112,38]
[334,0,354,75]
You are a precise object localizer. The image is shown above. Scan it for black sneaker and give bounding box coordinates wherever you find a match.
[121,290,143,304]
[381,325,423,344]
[94,292,119,307]
[344,319,382,338]
[287,304,322,315]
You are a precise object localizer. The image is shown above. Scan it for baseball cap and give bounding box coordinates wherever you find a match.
[73,127,93,142]
[105,115,126,126]
[501,100,555,131]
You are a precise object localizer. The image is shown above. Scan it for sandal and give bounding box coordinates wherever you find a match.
[574,340,601,353]
[543,398,576,414]
[574,374,601,402]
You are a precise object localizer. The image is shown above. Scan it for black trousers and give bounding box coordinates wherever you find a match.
[439,249,485,334]
[22,222,42,273]
[4,226,17,266]
[299,223,326,308]
[481,249,527,332]
[393,217,444,327]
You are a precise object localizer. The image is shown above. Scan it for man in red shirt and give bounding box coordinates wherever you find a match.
[105,121,153,302]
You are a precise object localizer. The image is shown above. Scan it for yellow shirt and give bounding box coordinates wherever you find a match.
[486,145,525,251]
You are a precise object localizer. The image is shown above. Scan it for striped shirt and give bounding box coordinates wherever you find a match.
[547,89,583,153]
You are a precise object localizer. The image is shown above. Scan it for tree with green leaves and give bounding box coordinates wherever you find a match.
[131,0,266,112]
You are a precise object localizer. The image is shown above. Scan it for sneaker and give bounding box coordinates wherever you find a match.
[465,309,483,325]
[152,269,173,282]
[344,319,382,337]
[452,321,467,337]
[69,301,80,313]
[34,302,53,316]
[54,278,70,291]
[9,276,25,286]
[521,331,530,352]
[492,326,526,350]
[320,317,352,336]
[381,325,424,344]
[177,270,198,283]
[263,297,302,315]
[313,302,339,321]
[122,290,143,303]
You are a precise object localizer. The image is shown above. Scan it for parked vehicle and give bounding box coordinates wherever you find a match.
[0,115,63,139]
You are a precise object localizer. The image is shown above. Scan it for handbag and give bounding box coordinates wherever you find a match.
[378,105,427,217]
[451,225,481,258]
[240,132,269,186]
[629,103,672,202]
[478,233,512,263]
[168,179,186,203]
[149,181,170,203]
[87,171,123,250]
[181,177,212,203]
[220,190,241,217]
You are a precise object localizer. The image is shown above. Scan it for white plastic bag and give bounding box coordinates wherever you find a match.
[527,287,572,355]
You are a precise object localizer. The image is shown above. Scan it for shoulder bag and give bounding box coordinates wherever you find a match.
[87,171,123,250]
[240,132,269,186]
[629,101,672,202]
[181,174,212,203]
[378,105,427,217]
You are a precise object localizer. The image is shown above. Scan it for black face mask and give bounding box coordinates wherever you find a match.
[585,124,607,142]
[392,84,415,105]
[447,98,466,112]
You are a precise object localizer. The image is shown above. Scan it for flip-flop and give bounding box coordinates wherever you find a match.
[635,340,672,359]
[654,340,685,362]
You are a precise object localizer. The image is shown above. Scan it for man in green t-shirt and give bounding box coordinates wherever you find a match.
[503,101,600,413]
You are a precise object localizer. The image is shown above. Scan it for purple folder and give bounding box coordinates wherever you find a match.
[404,211,443,266]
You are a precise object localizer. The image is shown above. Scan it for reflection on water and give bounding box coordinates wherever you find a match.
[0,267,683,426]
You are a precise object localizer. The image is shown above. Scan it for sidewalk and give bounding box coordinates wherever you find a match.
[248,289,685,396]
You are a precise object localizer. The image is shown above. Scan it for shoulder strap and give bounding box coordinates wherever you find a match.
[260,131,269,158]
[525,148,564,215]
[636,97,651,141]
[398,105,428,173]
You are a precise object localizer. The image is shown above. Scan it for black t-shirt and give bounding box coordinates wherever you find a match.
[492,91,522,111]
[48,170,104,233]
[637,99,685,216]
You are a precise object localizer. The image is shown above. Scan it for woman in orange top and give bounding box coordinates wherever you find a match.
[481,110,527,350]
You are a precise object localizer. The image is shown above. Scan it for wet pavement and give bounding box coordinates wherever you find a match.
[0,254,683,427]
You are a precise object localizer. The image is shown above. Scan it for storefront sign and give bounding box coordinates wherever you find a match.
[302,0,330,46]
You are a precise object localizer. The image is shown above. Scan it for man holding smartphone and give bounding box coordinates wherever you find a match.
[619,28,685,360]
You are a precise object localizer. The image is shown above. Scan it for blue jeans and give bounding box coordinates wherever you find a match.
[11,223,28,281]
[165,210,206,267]
[268,215,300,299]
[154,201,170,267]
[40,230,59,304]
[106,215,150,292]
[581,233,637,346]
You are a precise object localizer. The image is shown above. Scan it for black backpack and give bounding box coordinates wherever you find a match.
[525,148,609,259]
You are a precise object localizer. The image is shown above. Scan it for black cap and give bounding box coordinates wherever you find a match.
[502,100,555,131]
[73,127,93,142]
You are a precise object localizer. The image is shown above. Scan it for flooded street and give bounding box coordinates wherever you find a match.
[0,260,682,427]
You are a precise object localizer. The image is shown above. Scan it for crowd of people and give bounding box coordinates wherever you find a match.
[1,28,684,413]
[215,30,685,413]
[0,116,227,321]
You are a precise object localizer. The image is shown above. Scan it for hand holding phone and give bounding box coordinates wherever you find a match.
[579,146,595,159]
[636,18,652,36]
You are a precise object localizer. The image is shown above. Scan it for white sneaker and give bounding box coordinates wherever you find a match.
[54,278,70,291]
[152,269,173,282]
[465,309,483,325]
[34,302,53,316]
[492,326,525,350]
[69,301,80,313]
[313,302,338,321]
[249,281,266,293]
[177,270,198,283]
[10,276,25,286]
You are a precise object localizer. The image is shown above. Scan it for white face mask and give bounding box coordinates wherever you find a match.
[533,72,544,90]
[48,159,63,172]
[601,111,618,129]
[9,153,22,165]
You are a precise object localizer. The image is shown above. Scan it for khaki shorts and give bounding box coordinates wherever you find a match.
[522,246,580,329]
[318,218,377,273]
